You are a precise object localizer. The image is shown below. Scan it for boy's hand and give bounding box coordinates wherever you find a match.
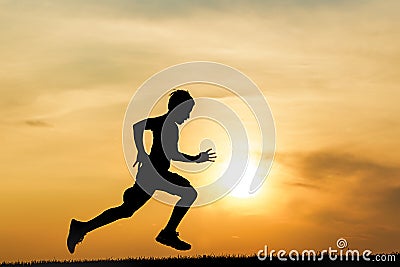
[195,148,217,163]
[133,151,148,169]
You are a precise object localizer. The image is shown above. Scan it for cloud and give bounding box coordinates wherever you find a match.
[2,0,380,20]
[24,119,53,128]
[279,150,400,198]
[294,151,399,182]
[285,181,320,190]
[277,150,400,228]
[375,186,400,213]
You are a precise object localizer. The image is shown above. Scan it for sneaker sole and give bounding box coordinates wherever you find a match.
[155,237,191,251]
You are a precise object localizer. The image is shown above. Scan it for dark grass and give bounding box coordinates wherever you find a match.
[2,254,398,267]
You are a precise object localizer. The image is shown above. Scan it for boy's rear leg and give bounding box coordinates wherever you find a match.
[67,219,87,254]
[67,184,151,254]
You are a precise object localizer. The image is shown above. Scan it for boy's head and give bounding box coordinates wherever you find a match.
[168,89,194,124]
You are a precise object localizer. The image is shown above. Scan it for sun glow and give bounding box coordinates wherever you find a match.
[229,160,259,198]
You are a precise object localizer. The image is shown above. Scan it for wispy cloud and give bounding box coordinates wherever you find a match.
[278,150,400,230]
[24,119,53,128]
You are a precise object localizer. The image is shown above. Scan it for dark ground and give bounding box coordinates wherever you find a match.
[2,254,398,267]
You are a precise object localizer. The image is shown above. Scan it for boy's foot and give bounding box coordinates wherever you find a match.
[156,229,191,251]
[67,219,86,254]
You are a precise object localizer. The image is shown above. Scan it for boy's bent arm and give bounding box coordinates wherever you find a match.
[133,119,146,153]
[169,150,200,162]
[170,147,216,164]
[165,127,216,163]
[170,150,214,163]
[181,153,201,161]
[169,151,200,163]
[165,131,200,162]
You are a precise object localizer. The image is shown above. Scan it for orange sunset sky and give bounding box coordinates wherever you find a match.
[1,0,399,262]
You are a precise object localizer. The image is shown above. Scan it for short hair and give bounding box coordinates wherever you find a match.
[168,89,194,111]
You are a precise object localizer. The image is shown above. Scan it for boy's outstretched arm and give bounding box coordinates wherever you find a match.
[133,119,147,168]
[171,149,216,163]
[166,133,216,163]
[193,148,217,163]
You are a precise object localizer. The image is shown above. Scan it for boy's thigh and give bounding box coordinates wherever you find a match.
[162,171,191,187]
[134,166,193,198]
[156,171,197,199]
[123,183,153,204]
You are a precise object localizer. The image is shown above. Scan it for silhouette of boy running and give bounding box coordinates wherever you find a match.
[67,90,216,253]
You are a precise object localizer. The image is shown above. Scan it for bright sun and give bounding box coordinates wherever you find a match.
[229,161,258,198]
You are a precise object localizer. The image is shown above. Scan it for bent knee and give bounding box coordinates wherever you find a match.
[182,186,198,203]
[119,204,135,218]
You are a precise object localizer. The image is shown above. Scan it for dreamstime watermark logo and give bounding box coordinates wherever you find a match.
[257,238,397,262]
[336,237,348,249]
[122,62,275,207]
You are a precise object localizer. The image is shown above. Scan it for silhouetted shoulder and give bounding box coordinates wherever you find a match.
[145,115,167,131]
